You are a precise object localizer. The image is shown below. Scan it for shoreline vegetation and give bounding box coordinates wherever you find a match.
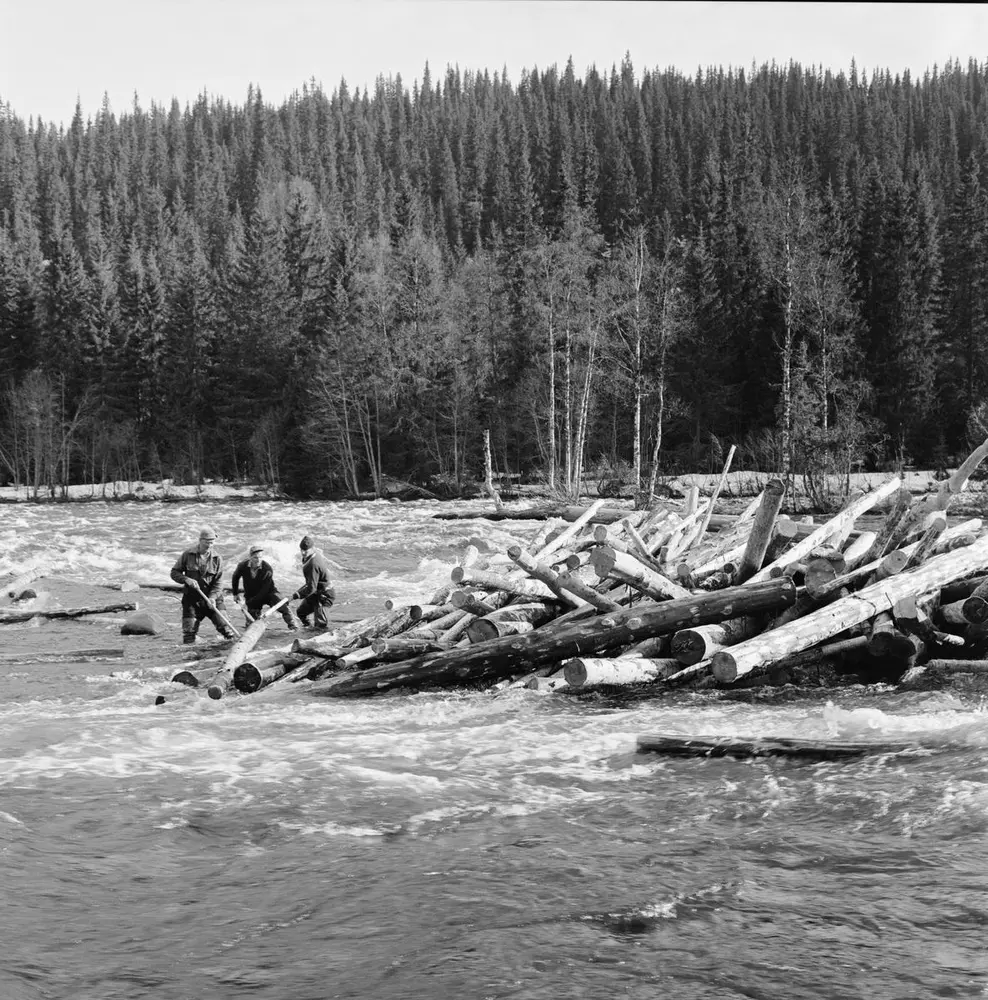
[5,469,988,517]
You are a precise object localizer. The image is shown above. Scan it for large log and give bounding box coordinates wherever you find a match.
[0,601,138,624]
[711,534,988,683]
[635,734,914,762]
[451,564,559,602]
[563,656,681,688]
[748,477,902,584]
[505,547,588,607]
[308,577,797,697]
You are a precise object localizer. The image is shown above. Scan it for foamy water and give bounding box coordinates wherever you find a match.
[1,499,987,999]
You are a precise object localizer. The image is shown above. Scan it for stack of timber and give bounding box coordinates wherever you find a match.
[187,439,988,702]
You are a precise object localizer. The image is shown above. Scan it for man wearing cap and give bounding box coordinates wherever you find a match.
[231,544,300,630]
[169,526,236,644]
[291,535,335,629]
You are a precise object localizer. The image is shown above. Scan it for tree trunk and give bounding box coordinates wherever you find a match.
[0,601,139,624]
[589,546,692,601]
[563,656,681,688]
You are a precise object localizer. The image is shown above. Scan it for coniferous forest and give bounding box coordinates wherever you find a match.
[1,57,988,499]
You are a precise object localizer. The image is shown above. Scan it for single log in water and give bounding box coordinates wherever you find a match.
[0,647,125,664]
[0,601,139,624]
[563,656,682,688]
[309,577,797,697]
[3,564,48,602]
[635,734,914,762]
[711,534,988,683]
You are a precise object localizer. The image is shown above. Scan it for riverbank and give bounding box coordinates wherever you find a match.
[2,470,987,513]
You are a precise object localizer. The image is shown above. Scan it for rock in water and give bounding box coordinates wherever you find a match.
[121,611,166,636]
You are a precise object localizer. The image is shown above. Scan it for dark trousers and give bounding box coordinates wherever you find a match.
[246,592,300,630]
[297,590,334,628]
[182,594,234,643]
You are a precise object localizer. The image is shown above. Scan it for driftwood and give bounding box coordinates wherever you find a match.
[636,734,915,761]
[0,601,138,624]
[308,578,796,697]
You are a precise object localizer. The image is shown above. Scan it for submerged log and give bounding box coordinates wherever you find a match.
[563,656,681,688]
[3,564,48,602]
[309,577,797,697]
[711,534,988,683]
[0,647,125,664]
[635,734,914,761]
[0,601,138,624]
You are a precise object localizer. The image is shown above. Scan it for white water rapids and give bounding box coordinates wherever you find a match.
[1,499,987,999]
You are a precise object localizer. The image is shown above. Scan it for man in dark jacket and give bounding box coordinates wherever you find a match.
[232,544,300,630]
[291,534,336,629]
[169,526,237,644]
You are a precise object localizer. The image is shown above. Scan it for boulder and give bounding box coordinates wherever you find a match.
[121,611,166,636]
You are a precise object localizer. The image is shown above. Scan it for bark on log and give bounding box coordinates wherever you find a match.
[925,658,988,673]
[370,637,446,659]
[309,578,797,697]
[0,601,138,624]
[748,478,902,584]
[534,499,608,561]
[554,570,623,612]
[204,618,268,699]
[589,546,692,601]
[711,534,988,683]
[635,734,914,761]
[563,656,682,687]
[762,518,800,565]
[450,590,500,617]
[452,563,560,602]
[840,531,878,572]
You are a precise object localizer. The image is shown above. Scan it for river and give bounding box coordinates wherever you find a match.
[1,499,986,1000]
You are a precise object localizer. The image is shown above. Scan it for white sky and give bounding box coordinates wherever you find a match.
[2,0,986,128]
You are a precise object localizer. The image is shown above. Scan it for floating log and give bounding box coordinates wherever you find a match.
[635,734,914,761]
[309,577,796,697]
[563,656,681,688]
[711,535,988,683]
[204,599,288,699]
[3,564,48,602]
[0,601,138,624]
[0,647,125,664]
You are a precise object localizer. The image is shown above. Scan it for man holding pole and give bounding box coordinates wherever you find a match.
[291,535,336,630]
[169,526,237,644]
[232,544,301,630]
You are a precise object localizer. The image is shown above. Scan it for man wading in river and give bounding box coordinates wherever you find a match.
[232,544,301,630]
[291,535,335,630]
[169,526,237,644]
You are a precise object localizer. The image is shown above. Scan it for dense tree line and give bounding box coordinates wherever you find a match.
[1,56,987,499]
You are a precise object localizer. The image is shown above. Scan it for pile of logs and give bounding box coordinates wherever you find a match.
[158,438,988,702]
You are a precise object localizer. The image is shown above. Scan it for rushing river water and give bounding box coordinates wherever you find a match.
[1,499,987,1000]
